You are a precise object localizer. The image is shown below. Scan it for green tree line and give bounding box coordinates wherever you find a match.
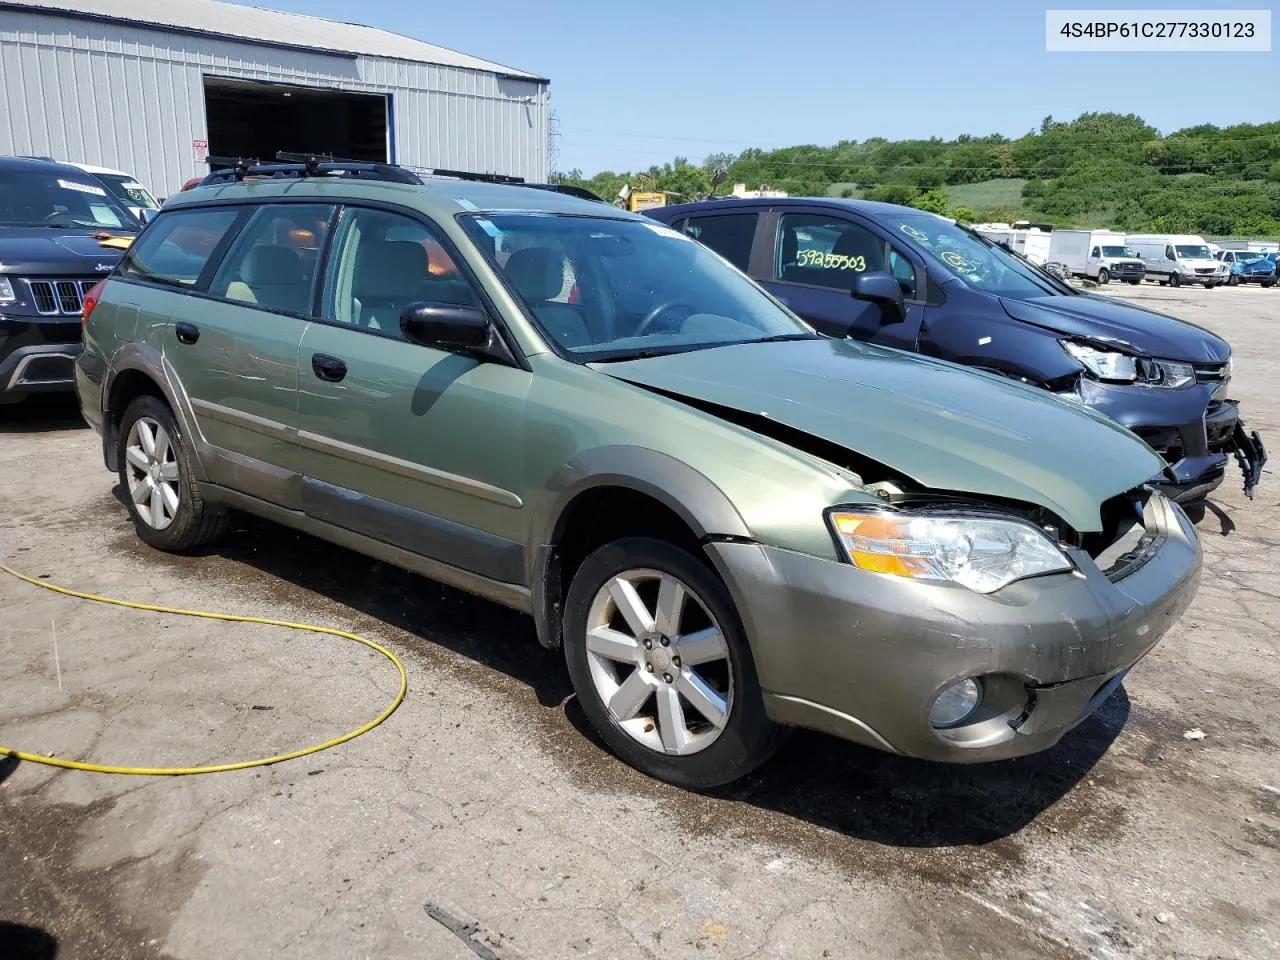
[552,113,1280,236]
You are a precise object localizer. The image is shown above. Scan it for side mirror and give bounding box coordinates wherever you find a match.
[851,271,905,325]
[400,302,491,350]
[138,208,159,224]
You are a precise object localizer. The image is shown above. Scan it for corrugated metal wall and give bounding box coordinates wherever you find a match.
[0,8,548,196]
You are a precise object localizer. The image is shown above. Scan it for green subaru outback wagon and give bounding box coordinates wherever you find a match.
[76,160,1201,788]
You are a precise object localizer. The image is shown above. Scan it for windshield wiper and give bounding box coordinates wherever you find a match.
[743,333,817,344]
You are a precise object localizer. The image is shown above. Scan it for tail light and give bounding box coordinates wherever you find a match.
[82,278,107,325]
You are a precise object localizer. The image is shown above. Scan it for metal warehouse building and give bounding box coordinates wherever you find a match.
[0,0,550,195]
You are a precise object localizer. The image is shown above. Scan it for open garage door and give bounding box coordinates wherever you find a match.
[203,77,389,165]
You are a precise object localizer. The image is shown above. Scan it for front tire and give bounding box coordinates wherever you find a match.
[117,395,229,552]
[1097,268,1109,285]
[1128,279,1141,285]
[1227,275,1240,286]
[1169,273,1181,287]
[563,537,781,789]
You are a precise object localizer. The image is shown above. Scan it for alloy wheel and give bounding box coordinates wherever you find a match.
[124,416,181,530]
[584,568,733,756]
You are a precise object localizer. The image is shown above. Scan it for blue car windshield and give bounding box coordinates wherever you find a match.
[881,211,1063,298]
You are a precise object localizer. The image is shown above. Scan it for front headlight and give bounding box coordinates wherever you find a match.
[1061,341,1194,388]
[1061,340,1137,381]
[827,508,1073,594]
[0,277,15,305]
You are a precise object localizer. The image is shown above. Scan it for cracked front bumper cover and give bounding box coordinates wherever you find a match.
[1233,423,1267,499]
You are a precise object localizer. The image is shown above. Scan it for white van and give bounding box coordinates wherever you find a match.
[1045,229,1145,283]
[1126,234,1226,288]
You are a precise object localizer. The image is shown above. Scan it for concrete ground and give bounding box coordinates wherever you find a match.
[2,283,1277,960]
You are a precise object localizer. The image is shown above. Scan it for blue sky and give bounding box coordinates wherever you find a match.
[232,0,1276,173]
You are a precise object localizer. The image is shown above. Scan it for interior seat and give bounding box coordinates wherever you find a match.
[352,240,430,332]
[503,247,592,348]
[224,245,310,313]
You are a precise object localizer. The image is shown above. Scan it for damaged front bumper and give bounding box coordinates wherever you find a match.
[1069,377,1264,502]
[708,492,1201,763]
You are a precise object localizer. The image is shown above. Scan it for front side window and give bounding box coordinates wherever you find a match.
[888,247,918,298]
[681,213,758,272]
[117,207,242,287]
[775,214,887,290]
[460,214,813,360]
[323,207,479,335]
[1091,247,1101,258]
[208,204,333,315]
[0,168,135,229]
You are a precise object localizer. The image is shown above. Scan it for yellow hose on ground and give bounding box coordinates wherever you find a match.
[0,561,407,776]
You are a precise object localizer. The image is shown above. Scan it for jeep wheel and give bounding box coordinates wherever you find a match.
[1097,268,1109,285]
[118,395,229,552]
[563,537,781,789]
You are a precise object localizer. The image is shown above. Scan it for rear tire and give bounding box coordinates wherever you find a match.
[117,395,229,552]
[562,537,782,789]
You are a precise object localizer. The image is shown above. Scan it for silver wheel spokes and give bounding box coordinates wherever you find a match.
[585,569,733,756]
[125,417,180,531]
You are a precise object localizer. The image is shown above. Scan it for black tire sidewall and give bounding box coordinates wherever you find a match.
[562,537,778,790]
[117,396,204,550]
[1097,269,1108,284]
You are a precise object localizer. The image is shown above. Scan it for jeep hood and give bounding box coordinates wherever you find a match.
[1001,293,1229,362]
[0,227,131,274]
[598,338,1165,532]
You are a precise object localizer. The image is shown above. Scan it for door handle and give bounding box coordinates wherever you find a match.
[174,322,200,345]
[311,353,348,383]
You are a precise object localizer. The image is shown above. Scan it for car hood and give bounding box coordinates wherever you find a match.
[597,338,1165,532]
[1001,293,1229,362]
[0,227,133,264]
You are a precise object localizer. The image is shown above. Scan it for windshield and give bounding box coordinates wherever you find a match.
[1100,245,1136,257]
[881,210,1066,298]
[460,214,814,361]
[0,169,134,228]
[95,173,158,210]
[1175,245,1212,259]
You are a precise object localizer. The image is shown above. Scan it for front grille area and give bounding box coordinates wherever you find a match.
[1193,361,1229,383]
[22,278,100,316]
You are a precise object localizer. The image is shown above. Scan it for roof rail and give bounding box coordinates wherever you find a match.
[421,167,526,185]
[201,152,423,186]
[523,183,606,203]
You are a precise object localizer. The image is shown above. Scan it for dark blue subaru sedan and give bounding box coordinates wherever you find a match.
[646,198,1265,502]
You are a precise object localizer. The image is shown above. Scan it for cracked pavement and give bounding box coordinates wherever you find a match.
[1,284,1277,959]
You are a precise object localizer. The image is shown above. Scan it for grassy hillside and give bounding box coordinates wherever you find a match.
[555,114,1280,235]
[944,179,1029,218]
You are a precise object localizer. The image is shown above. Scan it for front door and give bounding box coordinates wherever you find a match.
[296,205,533,586]
[160,202,334,508]
[761,211,926,349]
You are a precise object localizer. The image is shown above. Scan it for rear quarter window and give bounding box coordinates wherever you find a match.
[118,208,242,287]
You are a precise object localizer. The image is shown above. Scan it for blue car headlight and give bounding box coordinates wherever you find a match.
[1061,341,1195,388]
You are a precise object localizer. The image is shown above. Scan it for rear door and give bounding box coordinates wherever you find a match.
[761,209,926,348]
[158,202,335,507]
[296,204,532,585]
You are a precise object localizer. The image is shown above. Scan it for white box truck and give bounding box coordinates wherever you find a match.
[1046,229,1146,284]
[1126,234,1227,288]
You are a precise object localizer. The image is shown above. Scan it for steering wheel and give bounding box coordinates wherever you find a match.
[633,300,697,338]
[43,212,73,225]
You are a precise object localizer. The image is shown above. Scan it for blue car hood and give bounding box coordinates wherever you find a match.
[1001,293,1230,362]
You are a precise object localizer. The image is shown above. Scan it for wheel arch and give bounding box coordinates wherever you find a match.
[102,345,204,479]
[527,446,752,650]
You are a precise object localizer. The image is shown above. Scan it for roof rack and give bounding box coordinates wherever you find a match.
[201,152,423,186]
[421,167,525,185]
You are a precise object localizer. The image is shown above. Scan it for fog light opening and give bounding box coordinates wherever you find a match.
[931,678,983,729]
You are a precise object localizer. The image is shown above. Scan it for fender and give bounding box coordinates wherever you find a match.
[526,445,752,649]
[101,342,209,481]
